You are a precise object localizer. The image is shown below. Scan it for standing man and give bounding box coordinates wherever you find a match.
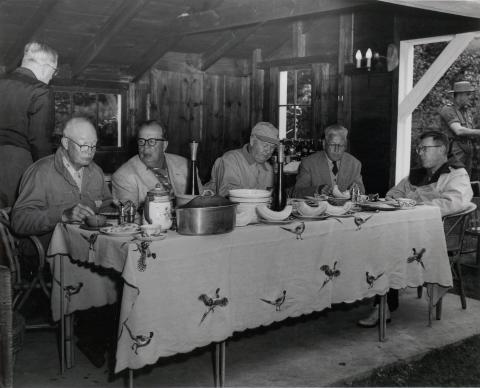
[0,41,58,207]
[206,121,279,197]
[112,120,202,208]
[294,124,364,198]
[439,80,480,176]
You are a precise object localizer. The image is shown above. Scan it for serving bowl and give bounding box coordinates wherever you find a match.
[140,224,164,236]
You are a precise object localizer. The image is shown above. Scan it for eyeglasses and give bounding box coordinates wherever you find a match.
[137,138,166,147]
[64,137,97,152]
[416,145,443,154]
[326,143,346,152]
[44,63,58,76]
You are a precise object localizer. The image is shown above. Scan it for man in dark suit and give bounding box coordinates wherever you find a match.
[293,124,365,198]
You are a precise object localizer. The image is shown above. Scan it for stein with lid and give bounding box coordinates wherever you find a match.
[143,184,172,231]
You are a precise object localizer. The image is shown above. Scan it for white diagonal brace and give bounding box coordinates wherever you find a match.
[398,32,475,121]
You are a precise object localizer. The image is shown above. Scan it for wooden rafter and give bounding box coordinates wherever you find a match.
[201,24,263,71]
[4,0,59,70]
[71,0,149,77]
[130,0,368,80]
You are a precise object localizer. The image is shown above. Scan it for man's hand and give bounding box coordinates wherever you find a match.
[62,204,95,223]
[317,184,332,196]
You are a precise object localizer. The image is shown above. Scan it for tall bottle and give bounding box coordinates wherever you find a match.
[185,140,200,195]
[271,142,287,211]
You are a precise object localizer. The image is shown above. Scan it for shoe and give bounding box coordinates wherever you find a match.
[357,306,391,328]
[77,340,106,368]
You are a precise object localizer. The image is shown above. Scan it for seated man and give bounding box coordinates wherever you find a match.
[293,124,364,198]
[207,121,279,197]
[358,130,473,328]
[112,120,202,208]
[12,116,111,246]
[11,116,114,367]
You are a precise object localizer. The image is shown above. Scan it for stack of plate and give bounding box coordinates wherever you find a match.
[228,189,271,224]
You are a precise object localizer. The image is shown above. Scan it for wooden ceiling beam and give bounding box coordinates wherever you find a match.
[200,24,263,71]
[170,0,370,36]
[4,0,59,70]
[130,34,181,82]
[71,0,149,77]
[130,0,370,80]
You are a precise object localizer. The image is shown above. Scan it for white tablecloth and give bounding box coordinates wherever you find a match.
[46,205,452,373]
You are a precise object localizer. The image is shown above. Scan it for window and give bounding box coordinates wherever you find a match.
[53,88,123,149]
[278,68,313,140]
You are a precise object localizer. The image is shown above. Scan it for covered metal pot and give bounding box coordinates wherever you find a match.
[176,195,237,235]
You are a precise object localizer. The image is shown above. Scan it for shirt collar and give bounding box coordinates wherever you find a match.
[242,144,257,165]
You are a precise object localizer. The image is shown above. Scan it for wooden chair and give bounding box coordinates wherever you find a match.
[461,195,480,268]
[0,265,25,388]
[422,203,477,323]
[0,208,51,328]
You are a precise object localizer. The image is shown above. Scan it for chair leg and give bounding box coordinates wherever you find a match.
[456,260,467,309]
[417,286,423,298]
[436,297,443,320]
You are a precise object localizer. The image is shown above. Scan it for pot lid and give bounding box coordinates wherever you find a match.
[179,194,234,208]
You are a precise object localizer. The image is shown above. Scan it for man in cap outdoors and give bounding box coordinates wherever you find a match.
[439,80,480,176]
[206,121,279,197]
[294,124,364,198]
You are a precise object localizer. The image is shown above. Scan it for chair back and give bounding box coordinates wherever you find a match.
[0,209,19,284]
[0,265,13,388]
[442,202,477,254]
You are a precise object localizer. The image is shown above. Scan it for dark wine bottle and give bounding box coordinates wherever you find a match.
[185,140,200,195]
[271,142,287,211]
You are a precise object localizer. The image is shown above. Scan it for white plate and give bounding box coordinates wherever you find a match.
[228,189,271,198]
[134,233,166,241]
[230,196,271,203]
[292,212,330,220]
[258,217,295,225]
[100,223,140,237]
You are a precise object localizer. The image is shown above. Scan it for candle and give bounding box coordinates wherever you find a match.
[355,50,362,68]
[365,48,372,69]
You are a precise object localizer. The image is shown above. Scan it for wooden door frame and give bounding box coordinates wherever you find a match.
[395,31,479,183]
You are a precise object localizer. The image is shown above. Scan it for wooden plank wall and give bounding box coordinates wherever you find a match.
[138,68,250,182]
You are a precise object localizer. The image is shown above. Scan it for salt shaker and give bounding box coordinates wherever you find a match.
[350,183,360,203]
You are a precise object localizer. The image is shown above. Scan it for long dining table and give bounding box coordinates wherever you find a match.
[46,204,452,383]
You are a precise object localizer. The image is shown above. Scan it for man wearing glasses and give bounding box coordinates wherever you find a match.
[112,120,202,208]
[11,117,111,248]
[358,130,472,328]
[294,124,364,198]
[386,130,472,216]
[205,121,279,197]
[0,41,58,207]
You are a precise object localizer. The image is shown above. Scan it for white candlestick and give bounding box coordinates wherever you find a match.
[365,48,372,69]
[355,50,362,68]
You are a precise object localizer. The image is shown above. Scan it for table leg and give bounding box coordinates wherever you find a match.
[214,341,226,387]
[129,369,134,388]
[60,256,65,375]
[378,294,387,342]
[427,284,433,327]
[65,313,74,369]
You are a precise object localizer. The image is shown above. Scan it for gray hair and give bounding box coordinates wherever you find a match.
[324,124,348,143]
[63,117,95,137]
[22,41,58,67]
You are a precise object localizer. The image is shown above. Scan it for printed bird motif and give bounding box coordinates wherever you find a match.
[198,288,229,324]
[354,215,374,230]
[320,261,341,288]
[366,272,384,288]
[64,282,83,302]
[281,222,305,240]
[123,321,154,355]
[132,240,157,272]
[81,233,98,251]
[260,290,287,311]
[407,248,426,269]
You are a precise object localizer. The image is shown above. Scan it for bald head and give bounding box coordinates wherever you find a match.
[21,41,58,84]
[61,117,97,170]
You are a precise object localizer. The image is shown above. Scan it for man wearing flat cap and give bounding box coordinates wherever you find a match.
[439,80,480,175]
[206,121,279,196]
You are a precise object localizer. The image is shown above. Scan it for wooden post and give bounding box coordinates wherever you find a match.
[312,63,331,140]
[250,49,264,126]
[337,13,354,129]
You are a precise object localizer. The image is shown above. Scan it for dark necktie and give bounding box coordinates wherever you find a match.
[332,161,339,175]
